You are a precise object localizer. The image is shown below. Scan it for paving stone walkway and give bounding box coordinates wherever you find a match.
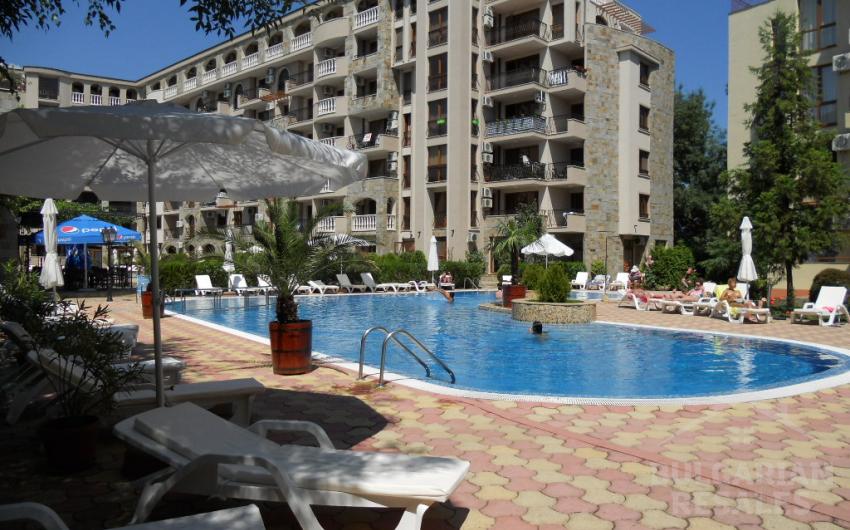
[1,292,849,529]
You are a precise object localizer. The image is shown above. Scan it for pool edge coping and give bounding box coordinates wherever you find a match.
[164,304,850,406]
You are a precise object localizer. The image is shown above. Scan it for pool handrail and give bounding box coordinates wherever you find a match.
[359,326,431,381]
[463,278,480,289]
[379,329,456,387]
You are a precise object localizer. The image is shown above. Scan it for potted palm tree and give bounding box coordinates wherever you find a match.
[247,198,368,375]
[491,203,544,308]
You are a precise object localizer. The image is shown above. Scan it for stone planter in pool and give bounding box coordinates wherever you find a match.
[501,284,527,308]
[511,299,596,324]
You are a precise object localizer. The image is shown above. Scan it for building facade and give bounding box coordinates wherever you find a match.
[21,0,674,274]
[729,0,850,294]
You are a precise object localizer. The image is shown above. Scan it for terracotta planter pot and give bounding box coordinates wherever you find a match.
[502,285,527,308]
[141,291,154,319]
[39,415,99,474]
[269,320,312,375]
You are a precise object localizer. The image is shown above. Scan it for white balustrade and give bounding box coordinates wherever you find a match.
[316,58,337,78]
[317,217,336,233]
[184,77,198,90]
[352,214,377,232]
[548,69,568,87]
[316,97,337,116]
[221,61,238,77]
[265,43,285,60]
[202,69,217,84]
[320,136,342,147]
[354,6,380,29]
[108,96,122,106]
[290,33,312,52]
[71,92,85,104]
[164,86,178,99]
[90,94,103,105]
[387,214,396,231]
[241,52,259,69]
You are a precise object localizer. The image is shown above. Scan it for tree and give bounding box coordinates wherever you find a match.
[710,12,849,308]
[672,86,727,263]
[490,202,544,284]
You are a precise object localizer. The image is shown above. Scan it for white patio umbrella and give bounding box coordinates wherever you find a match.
[38,198,64,297]
[427,236,440,283]
[737,216,758,284]
[521,233,574,267]
[0,102,366,406]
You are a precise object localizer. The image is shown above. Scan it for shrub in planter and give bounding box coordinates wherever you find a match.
[0,262,54,337]
[809,268,850,304]
[520,263,546,290]
[538,263,572,303]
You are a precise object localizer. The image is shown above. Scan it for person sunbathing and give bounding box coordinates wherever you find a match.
[721,278,767,322]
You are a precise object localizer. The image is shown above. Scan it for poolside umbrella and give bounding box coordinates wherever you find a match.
[223,228,235,273]
[0,101,366,407]
[737,216,758,284]
[521,233,574,267]
[427,236,439,283]
[38,198,64,297]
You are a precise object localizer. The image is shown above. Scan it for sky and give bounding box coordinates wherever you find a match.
[0,0,731,130]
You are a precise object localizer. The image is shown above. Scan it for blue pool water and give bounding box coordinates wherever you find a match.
[169,292,849,399]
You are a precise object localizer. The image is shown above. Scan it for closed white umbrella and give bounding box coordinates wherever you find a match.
[0,102,366,407]
[223,229,235,273]
[38,198,64,297]
[737,216,758,283]
[521,233,574,267]
[427,236,439,283]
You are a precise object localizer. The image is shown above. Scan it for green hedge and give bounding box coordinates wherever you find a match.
[370,251,428,283]
[538,263,572,303]
[809,268,850,304]
[520,263,546,290]
[643,246,694,290]
[156,254,229,293]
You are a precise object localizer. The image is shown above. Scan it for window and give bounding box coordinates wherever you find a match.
[639,194,650,220]
[570,147,584,167]
[638,150,650,176]
[428,54,448,92]
[800,0,836,52]
[639,62,650,87]
[569,192,584,213]
[428,99,447,136]
[813,64,837,126]
[472,7,479,45]
[428,145,448,182]
[639,106,650,132]
[402,155,411,188]
[429,8,448,46]
[471,53,479,89]
[471,144,478,182]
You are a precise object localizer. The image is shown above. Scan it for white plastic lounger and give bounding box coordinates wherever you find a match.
[28,349,263,425]
[408,280,436,293]
[256,275,277,294]
[229,274,261,296]
[114,403,470,530]
[194,275,223,296]
[308,280,340,295]
[660,300,694,315]
[792,286,848,327]
[337,274,367,293]
[617,292,654,311]
[570,272,589,290]
[0,502,266,530]
[608,272,630,291]
[360,272,400,293]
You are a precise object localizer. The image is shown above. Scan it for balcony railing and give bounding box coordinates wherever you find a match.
[488,67,547,91]
[316,58,337,78]
[202,69,217,84]
[484,162,547,182]
[164,86,178,99]
[90,94,103,105]
[108,96,122,106]
[352,214,377,232]
[184,77,198,91]
[241,52,259,69]
[402,131,412,147]
[354,6,380,29]
[320,136,344,147]
[552,23,564,40]
[348,132,396,150]
[487,19,549,45]
[395,46,404,62]
[402,91,412,105]
[428,26,448,47]
[427,119,447,137]
[540,209,580,229]
[266,42,285,60]
[287,106,314,122]
[71,92,85,104]
[427,165,448,183]
[221,61,238,77]
[288,70,314,87]
[317,217,335,233]
[485,115,546,136]
[290,33,313,52]
[434,214,447,229]
[428,74,447,92]
[387,214,397,230]
[471,74,479,90]
[548,67,585,87]
[316,97,337,116]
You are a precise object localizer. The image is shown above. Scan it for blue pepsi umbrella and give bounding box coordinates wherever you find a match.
[34,215,141,246]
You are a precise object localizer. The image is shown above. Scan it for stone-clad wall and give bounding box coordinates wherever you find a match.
[583,24,675,272]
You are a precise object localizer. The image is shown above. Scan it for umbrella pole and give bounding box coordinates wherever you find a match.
[146,141,165,408]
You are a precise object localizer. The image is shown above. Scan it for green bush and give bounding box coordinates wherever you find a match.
[590,259,607,276]
[643,245,694,290]
[194,257,228,290]
[520,263,546,290]
[158,254,196,293]
[537,263,572,303]
[809,268,850,304]
[496,264,511,279]
[371,251,427,283]
[0,261,53,336]
[562,261,586,282]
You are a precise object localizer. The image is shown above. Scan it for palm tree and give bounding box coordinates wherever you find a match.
[246,198,369,323]
[490,202,544,284]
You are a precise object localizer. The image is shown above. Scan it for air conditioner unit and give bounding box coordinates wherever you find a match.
[265,67,276,84]
[387,119,399,131]
[321,86,336,97]
[482,197,493,209]
[467,232,478,242]
[388,152,399,162]
[320,123,335,134]
[322,48,336,59]
[481,96,494,107]
[482,50,494,63]
[833,133,850,151]
[175,220,183,228]
[482,142,493,153]
[389,111,399,120]
[534,90,546,103]
[483,7,495,28]
[481,187,493,199]
[833,53,850,72]
[482,153,494,163]
[388,160,398,171]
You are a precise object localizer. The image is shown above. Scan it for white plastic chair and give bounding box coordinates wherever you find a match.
[570,272,589,290]
[793,286,848,326]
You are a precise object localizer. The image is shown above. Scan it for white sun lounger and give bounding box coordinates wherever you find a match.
[792,286,848,326]
[617,292,659,311]
[194,275,223,296]
[408,280,436,293]
[114,403,470,530]
[307,280,340,295]
[0,502,266,530]
[337,274,368,293]
[229,274,261,296]
[570,272,589,290]
[256,275,277,294]
[608,272,630,291]
[361,272,402,293]
[27,349,263,425]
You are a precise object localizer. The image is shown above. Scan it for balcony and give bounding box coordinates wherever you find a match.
[487,19,549,57]
[220,61,238,77]
[540,209,586,232]
[90,94,103,105]
[352,214,377,232]
[290,33,313,55]
[202,69,217,84]
[548,67,587,96]
[488,67,547,93]
[319,136,348,149]
[287,70,314,95]
[241,52,259,70]
[71,92,85,104]
[428,26,448,47]
[347,133,399,156]
[427,165,448,184]
[427,119,447,137]
[238,87,273,110]
[265,43,285,61]
[317,217,336,233]
[287,106,314,123]
[184,77,198,91]
[108,96,122,106]
[428,74,448,93]
[484,162,547,182]
[387,214,397,231]
[485,115,547,138]
[163,86,178,99]
[316,57,348,79]
[314,16,348,45]
[353,6,381,30]
[315,96,348,119]
[434,214,447,229]
[349,93,396,118]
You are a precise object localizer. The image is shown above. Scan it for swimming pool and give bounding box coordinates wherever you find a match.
[168,291,850,402]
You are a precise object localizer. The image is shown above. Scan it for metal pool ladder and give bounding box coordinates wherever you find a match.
[358,326,456,387]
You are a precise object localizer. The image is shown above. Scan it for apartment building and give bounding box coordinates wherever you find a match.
[729,0,850,293]
[21,0,674,274]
